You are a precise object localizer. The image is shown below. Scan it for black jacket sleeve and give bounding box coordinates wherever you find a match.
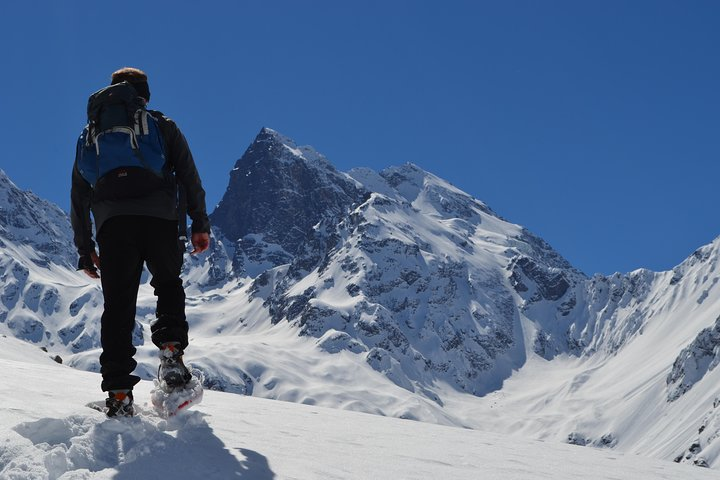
[70,136,97,269]
[153,112,211,234]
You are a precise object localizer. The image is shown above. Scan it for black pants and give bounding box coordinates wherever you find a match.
[96,215,189,391]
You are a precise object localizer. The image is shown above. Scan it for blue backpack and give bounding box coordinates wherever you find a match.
[77,82,171,201]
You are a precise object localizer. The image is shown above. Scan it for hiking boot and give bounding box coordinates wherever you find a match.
[106,390,134,417]
[158,342,192,389]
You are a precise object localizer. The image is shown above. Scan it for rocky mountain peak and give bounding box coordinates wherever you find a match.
[252,127,332,168]
[377,163,428,201]
[210,129,368,274]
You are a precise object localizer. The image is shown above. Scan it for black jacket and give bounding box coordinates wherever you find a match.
[70,110,210,268]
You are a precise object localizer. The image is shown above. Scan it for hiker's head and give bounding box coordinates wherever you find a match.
[111,67,150,103]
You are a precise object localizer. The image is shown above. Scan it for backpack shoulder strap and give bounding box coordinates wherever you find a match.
[146,110,172,162]
[147,109,167,124]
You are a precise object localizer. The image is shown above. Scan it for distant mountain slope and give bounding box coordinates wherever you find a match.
[0,170,74,268]
[0,170,107,355]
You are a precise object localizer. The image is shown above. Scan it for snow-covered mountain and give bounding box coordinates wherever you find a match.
[208,128,589,399]
[2,130,720,470]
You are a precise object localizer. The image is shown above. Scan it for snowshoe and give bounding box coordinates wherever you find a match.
[151,368,204,418]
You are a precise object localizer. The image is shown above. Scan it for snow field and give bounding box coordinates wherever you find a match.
[2,336,720,480]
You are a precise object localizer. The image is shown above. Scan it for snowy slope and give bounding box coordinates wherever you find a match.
[0,170,74,269]
[475,239,720,467]
[2,335,719,480]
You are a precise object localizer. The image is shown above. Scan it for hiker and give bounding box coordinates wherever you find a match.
[70,67,211,417]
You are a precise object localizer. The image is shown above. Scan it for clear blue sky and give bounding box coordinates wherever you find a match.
[1,1,718,276]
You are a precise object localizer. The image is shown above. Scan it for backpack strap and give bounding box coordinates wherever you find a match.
[147,110,171,165]
[134,109,151,136]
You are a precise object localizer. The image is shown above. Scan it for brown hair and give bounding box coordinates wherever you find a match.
[111,67,148,85]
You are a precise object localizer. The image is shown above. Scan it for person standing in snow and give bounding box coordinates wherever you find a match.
[70,67,211,417]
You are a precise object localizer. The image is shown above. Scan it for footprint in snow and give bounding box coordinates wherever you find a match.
[0,409,233,479]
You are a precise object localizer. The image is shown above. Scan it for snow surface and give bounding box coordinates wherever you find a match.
[1,335,718,480]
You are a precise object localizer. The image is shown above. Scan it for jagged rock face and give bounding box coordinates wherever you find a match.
[529,268,656,360]
[509,256,571,301]
[210,128,367,271]
[667,315,720,402]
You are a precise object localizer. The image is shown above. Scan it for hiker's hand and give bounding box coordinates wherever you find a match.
[82,251,101,279]
[191,232,210,255]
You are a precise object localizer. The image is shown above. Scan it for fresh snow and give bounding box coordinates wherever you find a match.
[2,335,719,480]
